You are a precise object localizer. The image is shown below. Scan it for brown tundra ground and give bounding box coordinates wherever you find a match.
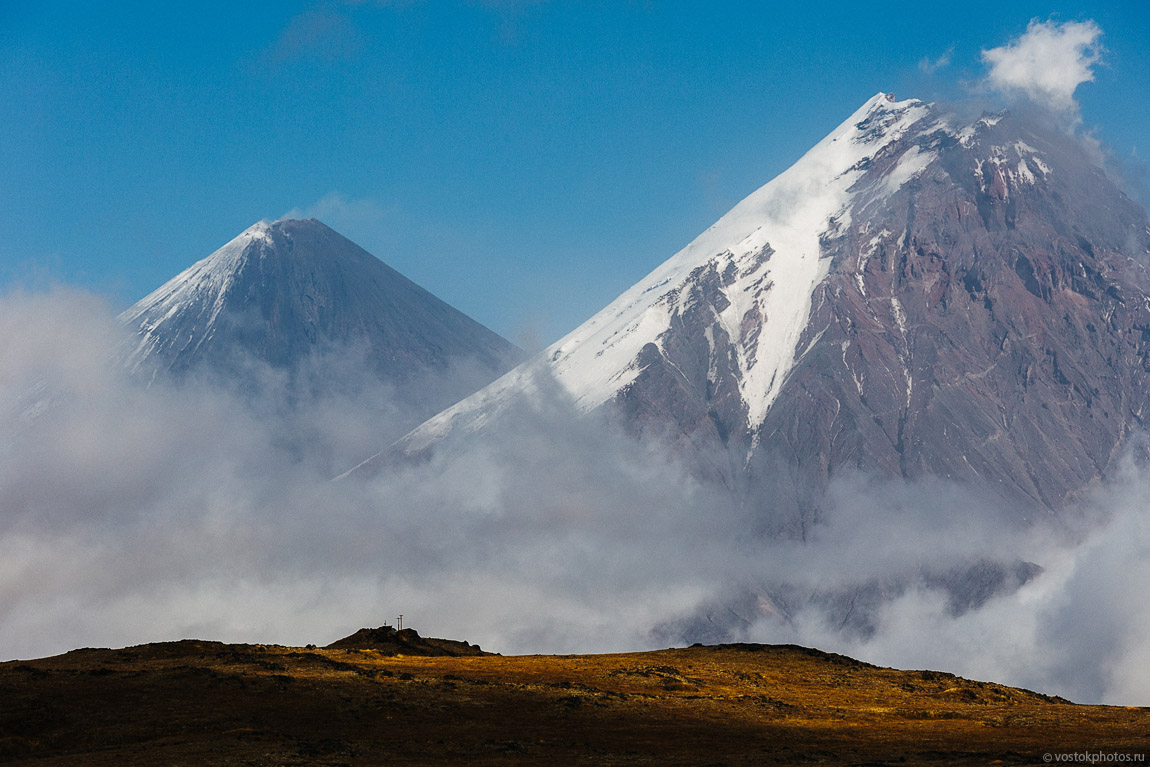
[1,630,1147,766]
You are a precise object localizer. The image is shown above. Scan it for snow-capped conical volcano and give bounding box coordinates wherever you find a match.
[121,218,521,405]
[356,93,1150,528]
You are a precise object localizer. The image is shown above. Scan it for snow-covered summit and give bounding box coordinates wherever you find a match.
[390,92,938,453]
[554,92,931,426]
[119,218,521,388]
[121,221,277,369]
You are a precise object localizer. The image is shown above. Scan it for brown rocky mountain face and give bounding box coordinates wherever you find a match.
[766,115,1150,527]
[610,109,1150,533]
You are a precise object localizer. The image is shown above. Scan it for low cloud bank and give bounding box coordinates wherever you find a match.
[2,288,1149,705]
[738,465,1150,705]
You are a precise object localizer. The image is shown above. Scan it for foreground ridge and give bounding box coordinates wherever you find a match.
[2,637,1145,765]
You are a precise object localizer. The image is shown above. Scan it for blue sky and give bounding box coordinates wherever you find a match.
[2,1,1148,346]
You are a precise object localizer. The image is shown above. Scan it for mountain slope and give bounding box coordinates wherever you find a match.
[122,218,520,382]
[749,108,1150,525]
[119,219,522,438]
[368,93,1150,527]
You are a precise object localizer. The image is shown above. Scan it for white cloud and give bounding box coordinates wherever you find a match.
[918,45,953,75]
[0,289,738,659]
[4,288,1150,705]
[981,18,1103,114]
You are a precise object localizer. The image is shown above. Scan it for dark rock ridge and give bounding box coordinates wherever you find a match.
[326,626,492,656]
[120,218,521,418]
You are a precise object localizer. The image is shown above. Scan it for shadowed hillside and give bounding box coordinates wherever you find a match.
[1,633,1146,765]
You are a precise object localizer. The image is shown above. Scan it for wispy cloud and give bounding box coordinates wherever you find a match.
[918,45,954,75]
[282,191,393,227]
[981,18,1104,115]
[267,8,364,65]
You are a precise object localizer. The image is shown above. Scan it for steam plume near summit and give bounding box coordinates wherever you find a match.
[2,287,1150,706]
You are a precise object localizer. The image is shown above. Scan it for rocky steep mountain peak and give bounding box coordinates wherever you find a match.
[372,93,1150,531]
